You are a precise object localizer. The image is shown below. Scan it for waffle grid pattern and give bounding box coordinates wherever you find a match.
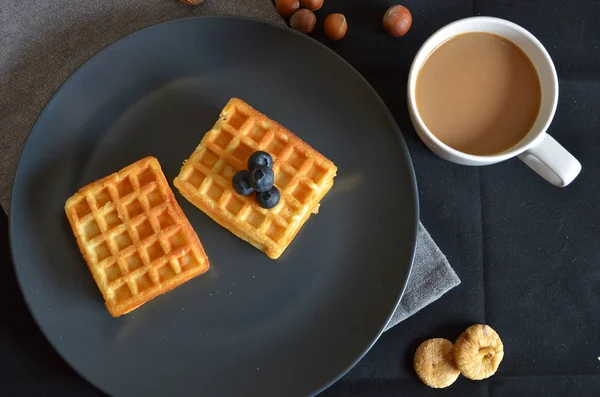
[174,99,336,259]
[65,157,209,316]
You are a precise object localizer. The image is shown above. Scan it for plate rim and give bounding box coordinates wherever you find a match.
[9,15,420,397]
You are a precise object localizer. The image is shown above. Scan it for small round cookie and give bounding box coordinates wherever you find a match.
[454,324,504,380]
[414,338,460,388]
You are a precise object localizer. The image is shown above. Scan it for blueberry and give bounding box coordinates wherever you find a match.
[232,170,254,196]
[256,186,281,209]
[248,151,273,170]
[250,167,274,193]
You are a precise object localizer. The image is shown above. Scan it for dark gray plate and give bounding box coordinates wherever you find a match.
[10,16,418,397]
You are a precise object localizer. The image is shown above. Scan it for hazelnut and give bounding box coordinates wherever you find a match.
[324,13,347,41]
[276,0,300,18]
[290,9,317,34]
[299,0,324,11]
[383,5,412,37]
[179,0,204,4]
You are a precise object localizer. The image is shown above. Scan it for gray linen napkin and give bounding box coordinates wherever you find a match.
[0,1,460,328]
[385,222,460,330]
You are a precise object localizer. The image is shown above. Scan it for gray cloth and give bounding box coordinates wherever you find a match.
[385,222,460,330]
[0,1,459,328]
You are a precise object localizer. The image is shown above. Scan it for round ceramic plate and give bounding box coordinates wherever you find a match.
[10,16,418,397]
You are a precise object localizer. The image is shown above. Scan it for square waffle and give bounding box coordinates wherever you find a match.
[174,98,337,259]
[65,156,209,317]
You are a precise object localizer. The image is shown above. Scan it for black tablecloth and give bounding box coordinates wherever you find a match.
[2,0,599,396]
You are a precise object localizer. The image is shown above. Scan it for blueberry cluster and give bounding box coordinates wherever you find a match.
[232,151,281,209]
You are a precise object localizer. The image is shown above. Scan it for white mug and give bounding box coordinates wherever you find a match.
[407,17,581,187]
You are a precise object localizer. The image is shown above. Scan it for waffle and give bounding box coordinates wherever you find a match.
[174,98,337,259]
[65,156,209,317]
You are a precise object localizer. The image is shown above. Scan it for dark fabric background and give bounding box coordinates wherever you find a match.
[2,0,599,396]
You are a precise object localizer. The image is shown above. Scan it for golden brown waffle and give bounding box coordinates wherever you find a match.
[174,98,337,259]
[65,157,209,317]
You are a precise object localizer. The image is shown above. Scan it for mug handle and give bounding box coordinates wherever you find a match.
[518,133,581,187]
